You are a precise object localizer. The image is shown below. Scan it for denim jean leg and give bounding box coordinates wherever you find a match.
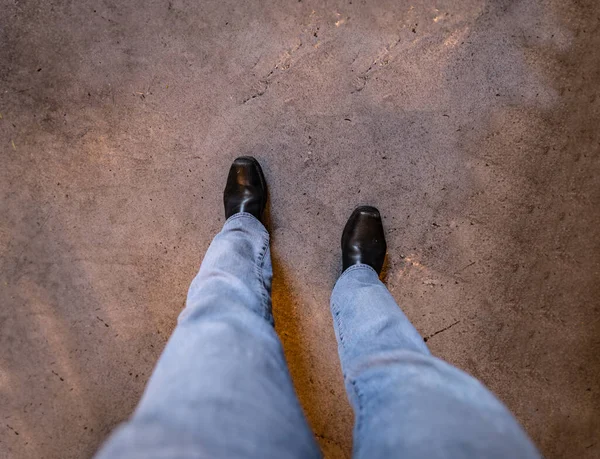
[331,264,540,459]
[96,213,321,459]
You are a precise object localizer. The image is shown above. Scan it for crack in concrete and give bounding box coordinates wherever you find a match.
[242,80,270,104]
[315,432,343,448]
[242,37,307,103]
[241,61,283,103]
[423,320,461,342]
[351,35,405,94]
[351,62,376,94]
[242,62,280,104]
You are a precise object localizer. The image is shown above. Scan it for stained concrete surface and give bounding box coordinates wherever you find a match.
[1,0,599,457]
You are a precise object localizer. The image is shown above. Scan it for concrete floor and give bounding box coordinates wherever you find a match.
[1,0,599,457]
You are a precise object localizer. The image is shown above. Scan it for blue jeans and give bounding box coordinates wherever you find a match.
[96,213,539,459]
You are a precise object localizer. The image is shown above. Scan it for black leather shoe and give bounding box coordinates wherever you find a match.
[342,206,387,274]
[223,156,267,220]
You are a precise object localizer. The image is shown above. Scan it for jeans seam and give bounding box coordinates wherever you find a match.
[225,212,272,323]
[256,232,272,324]
[332,300,365,452]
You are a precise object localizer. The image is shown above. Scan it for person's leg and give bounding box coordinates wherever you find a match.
[96,158,320,459]
[331,207,540,459]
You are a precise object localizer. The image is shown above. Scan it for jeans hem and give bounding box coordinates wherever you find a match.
[224,212,269,234]
[334,264,378,288]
